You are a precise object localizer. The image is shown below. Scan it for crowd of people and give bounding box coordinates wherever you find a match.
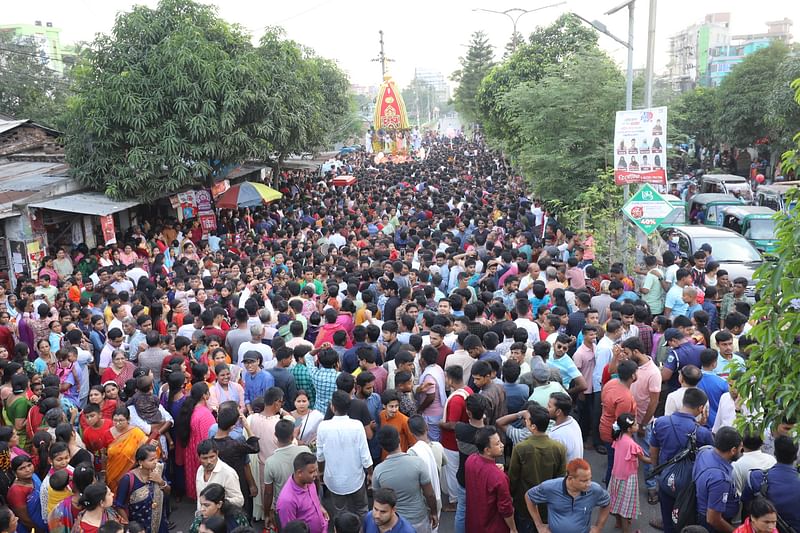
[0,133,794,533]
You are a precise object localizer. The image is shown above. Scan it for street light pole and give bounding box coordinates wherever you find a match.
[644,0,657,107]
[473,2,567,52]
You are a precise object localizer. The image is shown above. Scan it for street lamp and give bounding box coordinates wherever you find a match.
[571,0,635,112]
[473,2,567,52]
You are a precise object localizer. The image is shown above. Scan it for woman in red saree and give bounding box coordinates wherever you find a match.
[100,350,136,389]
[176,382,214,499]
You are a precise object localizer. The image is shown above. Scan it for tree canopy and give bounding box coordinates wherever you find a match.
[475,14,597,149]
[503,50,624,203]
[62,0,352,201]
[0,31,72,127]
[715,42,792,147]
[451,31,494,123]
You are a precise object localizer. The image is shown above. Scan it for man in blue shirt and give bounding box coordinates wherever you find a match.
[664,268,692,318]
[242,350,275,412]
[743,435,800,533]
[692,427,742,533]
[525,458,610,533]
[650,388,714,533]
[697,349,729,428]
[661,328,704,393]
[609,280,639,303]
[363,487,416,533]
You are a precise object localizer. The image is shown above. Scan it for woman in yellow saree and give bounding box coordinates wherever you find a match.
[106,406,148,493]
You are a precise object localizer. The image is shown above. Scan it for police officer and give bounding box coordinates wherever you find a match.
[692,426,742,532]
[743,435,800,532]
[649,388,714,533]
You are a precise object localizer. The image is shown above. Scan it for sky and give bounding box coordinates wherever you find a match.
[4,0,799,89]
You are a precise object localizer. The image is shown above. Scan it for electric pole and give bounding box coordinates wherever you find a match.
[372,30,394,77]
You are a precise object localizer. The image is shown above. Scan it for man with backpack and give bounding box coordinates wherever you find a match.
[692,427,742,532]
[649,388,714,532]
[742,435,800,533]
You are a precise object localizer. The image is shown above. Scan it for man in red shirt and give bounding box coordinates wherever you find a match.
[438,365,472,512]
[599,359,638,484]
[465,426,517,533]
[429,325,453,368]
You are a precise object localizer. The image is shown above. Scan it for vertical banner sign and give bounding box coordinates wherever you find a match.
[613,106,668,186]
[100,215,117,245]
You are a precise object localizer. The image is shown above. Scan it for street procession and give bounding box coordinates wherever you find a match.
[0,1,799,532]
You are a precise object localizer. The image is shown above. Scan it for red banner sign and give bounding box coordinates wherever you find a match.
[100,215,117,245]
[614,169,667,185]
[199,213,217,232]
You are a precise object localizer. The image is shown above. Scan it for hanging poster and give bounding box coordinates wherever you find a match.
[613,106,668,185]
[199,213,217,233]
[100,215,117,245]
[27,240,43,276]
[196,189,213,213]
[10,240,28,276]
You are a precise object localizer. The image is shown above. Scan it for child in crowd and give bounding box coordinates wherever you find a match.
[608,413,650,533]
[47,469,73,517]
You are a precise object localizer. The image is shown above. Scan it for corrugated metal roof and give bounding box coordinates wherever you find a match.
[0,120,28,135]
[0,161,69,183]
[27,192,139,216]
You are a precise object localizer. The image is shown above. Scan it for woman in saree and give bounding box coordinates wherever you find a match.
[48,462,95,533]
[79,386,118,431]
[0,426,26,460]
[106,405,148,493]
[114,444,169,533]
[3,374,31,451]
[100,350,136,389]
[71,482,120,533]
[176,382,214,500]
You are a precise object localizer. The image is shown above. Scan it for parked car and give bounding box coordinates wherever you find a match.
[686,193,745,226]
[700,174,753,203]
[754,181,800,214]
[659,224,763,297]
[721,205,778,253]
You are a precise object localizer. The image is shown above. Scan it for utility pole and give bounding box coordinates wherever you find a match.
[473,3,566,53]
[644,0,657,107]
[371,30,394,78]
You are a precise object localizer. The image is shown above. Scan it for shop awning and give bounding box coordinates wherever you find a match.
[27,192,140,216]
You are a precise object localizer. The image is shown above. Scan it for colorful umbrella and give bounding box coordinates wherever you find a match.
[215,181,282,209]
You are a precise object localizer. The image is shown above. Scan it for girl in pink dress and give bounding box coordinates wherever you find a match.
[176,382,215,499]
[609,413,651,532]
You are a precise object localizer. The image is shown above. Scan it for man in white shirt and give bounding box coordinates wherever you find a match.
[237,323,274,368]
[665,365,708,418]
[547,391,584,462]
[316,391,373,517]
[110,270,134,294]
[732,432,776,495]
[514,300,541,346]
[195,439,244,509]
[126,259,149,289]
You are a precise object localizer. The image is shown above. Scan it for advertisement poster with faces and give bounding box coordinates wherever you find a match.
[613,106,667,185]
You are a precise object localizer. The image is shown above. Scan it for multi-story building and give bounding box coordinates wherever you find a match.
[706,18,793,86]
[413,68,451,103]
[667,13,731,92]
[0,21,69,74]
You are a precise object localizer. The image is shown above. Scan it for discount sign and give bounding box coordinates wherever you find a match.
[621,184,676,235]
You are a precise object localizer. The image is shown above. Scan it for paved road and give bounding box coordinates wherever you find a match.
[170,447,662,532]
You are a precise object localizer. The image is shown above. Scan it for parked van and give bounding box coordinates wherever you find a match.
[700,174,753,203]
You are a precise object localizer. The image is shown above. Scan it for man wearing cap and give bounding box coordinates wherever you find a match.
[661,328,704,394]
[528,365,568,409]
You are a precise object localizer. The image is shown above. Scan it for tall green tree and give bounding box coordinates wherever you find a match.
[503,50,624,203]
[672,86,719,162]
[0,31,72,127]
[451,31,494,123]
[503,31,524,58]
[765,53,800,156]
[715,42,791,147]
[63,0,270,200]
[475,14,597,151]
